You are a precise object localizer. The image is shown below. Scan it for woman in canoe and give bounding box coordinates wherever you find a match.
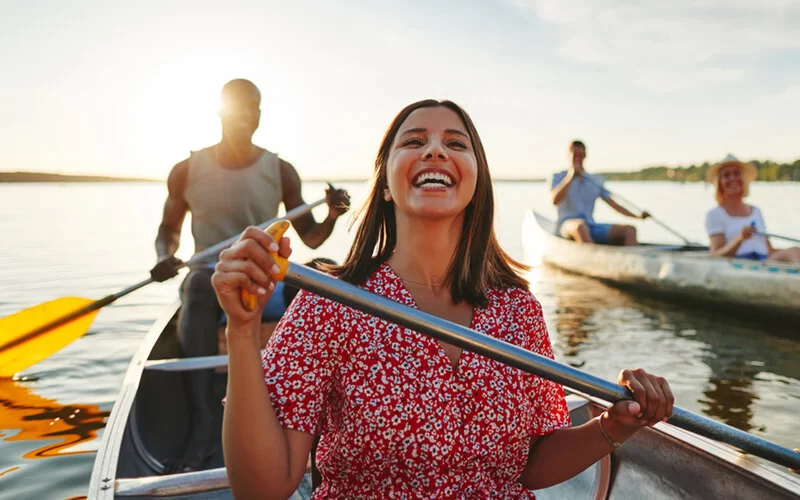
[705,154,800,263]
[212,100,675,498]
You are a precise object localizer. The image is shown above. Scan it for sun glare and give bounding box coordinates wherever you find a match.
[124,46,306,179]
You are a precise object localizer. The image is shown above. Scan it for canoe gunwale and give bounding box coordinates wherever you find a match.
[564,389,800,496]
[115,467,229,497]
[87,302,180,500]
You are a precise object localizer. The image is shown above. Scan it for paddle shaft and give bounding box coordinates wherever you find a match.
[758,231,800,245]
[3,199,326,351]
[580,176,695,245]
[279,263,800,470]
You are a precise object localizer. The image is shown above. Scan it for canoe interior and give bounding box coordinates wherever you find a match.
[116,312,227,480]
[97,308,800,499]
[107,308,312,500]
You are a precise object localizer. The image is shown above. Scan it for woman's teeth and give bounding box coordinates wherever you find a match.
[413,171,453,187]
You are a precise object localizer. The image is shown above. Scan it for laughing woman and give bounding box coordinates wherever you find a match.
[213,100,674,499]
[705,154,800,263]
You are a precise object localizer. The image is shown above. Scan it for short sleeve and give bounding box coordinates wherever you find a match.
[519,293,570,435]
[262,289,342,435]
[550,171,566,190]
[705,208,724,236]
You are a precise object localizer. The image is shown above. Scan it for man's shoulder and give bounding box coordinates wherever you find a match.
[278,158,300,185]
[585,172,606,184]
[169,158,190,179]
[550,170,568,185]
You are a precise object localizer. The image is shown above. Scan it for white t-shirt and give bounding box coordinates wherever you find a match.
[705,205,769,257]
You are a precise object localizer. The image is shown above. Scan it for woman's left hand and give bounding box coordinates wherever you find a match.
[604,368,674,437]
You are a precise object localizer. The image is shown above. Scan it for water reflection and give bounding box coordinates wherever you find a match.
[526,265,800,436]
[646,305,797,433]
[0,380,109,461]
[700,360,758,433]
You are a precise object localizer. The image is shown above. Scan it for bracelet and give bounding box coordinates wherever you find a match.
[597,414,622,449]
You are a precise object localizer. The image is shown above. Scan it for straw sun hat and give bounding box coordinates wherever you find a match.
[706,154,758,185]
[706,154,758,203]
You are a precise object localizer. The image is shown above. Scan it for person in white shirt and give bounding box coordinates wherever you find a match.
[705,154,799,263]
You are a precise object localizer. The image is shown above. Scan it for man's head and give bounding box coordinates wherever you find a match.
[219,79,261,142]
[570,140,586,159]
[570,140,586,169]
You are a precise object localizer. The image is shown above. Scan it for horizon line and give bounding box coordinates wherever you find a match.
[0,170,547,183]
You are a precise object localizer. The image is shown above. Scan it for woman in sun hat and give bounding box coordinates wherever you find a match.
[705,154,800,263]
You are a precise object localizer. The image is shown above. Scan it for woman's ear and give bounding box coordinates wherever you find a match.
[383,188,392,202]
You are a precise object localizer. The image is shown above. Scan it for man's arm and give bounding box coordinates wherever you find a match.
[150,160,189,282]
[603,197,646,219]
[280,160,348,250]
[551,171,575,205]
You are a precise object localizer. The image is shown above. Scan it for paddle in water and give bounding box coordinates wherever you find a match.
[0,198,328,378]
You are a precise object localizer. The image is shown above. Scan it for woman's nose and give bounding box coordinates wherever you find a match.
[423,141,447,161]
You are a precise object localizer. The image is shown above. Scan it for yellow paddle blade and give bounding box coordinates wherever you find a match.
[0,297,99,378]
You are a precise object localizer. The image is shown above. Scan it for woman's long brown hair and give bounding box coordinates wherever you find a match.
[333,99,529,307]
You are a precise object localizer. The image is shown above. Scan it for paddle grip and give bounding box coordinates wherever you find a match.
[240,221,291,312]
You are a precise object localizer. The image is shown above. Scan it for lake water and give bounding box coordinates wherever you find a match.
[0,180,798,499]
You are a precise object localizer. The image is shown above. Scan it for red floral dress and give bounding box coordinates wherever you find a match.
[263,264,570,498]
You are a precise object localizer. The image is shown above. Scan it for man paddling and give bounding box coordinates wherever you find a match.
[148,79,350,473]
[550,140,649,245]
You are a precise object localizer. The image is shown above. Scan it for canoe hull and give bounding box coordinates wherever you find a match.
[524,211,800,320]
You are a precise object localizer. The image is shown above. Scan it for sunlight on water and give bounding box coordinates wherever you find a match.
[0,180,798,498]
[0,381,108,460]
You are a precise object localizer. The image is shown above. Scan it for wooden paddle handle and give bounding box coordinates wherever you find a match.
[240,220,292,312]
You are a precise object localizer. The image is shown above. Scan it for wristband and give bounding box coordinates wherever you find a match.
[598,414,622,449]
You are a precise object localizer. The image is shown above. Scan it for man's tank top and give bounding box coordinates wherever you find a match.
[185,147,282,253]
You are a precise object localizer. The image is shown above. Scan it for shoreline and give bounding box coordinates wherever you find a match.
[2,171,798,184]
[0,172,158,183]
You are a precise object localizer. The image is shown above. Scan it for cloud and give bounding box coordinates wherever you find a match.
[513,0,800,92]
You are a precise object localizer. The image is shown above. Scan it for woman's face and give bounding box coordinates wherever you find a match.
[719,165,744,197]
[384,106,478,220]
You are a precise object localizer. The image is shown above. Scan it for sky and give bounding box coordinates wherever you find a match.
[1,0,798,180]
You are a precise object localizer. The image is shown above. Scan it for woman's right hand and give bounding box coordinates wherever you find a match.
[211,226,292,334]
[737,225,756,242]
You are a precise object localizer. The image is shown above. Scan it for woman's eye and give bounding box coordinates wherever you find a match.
[401,138,424,147]
[448,140,467,149]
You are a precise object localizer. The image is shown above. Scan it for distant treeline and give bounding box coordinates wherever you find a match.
[600,159,800,182]
[0,171,156,183]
